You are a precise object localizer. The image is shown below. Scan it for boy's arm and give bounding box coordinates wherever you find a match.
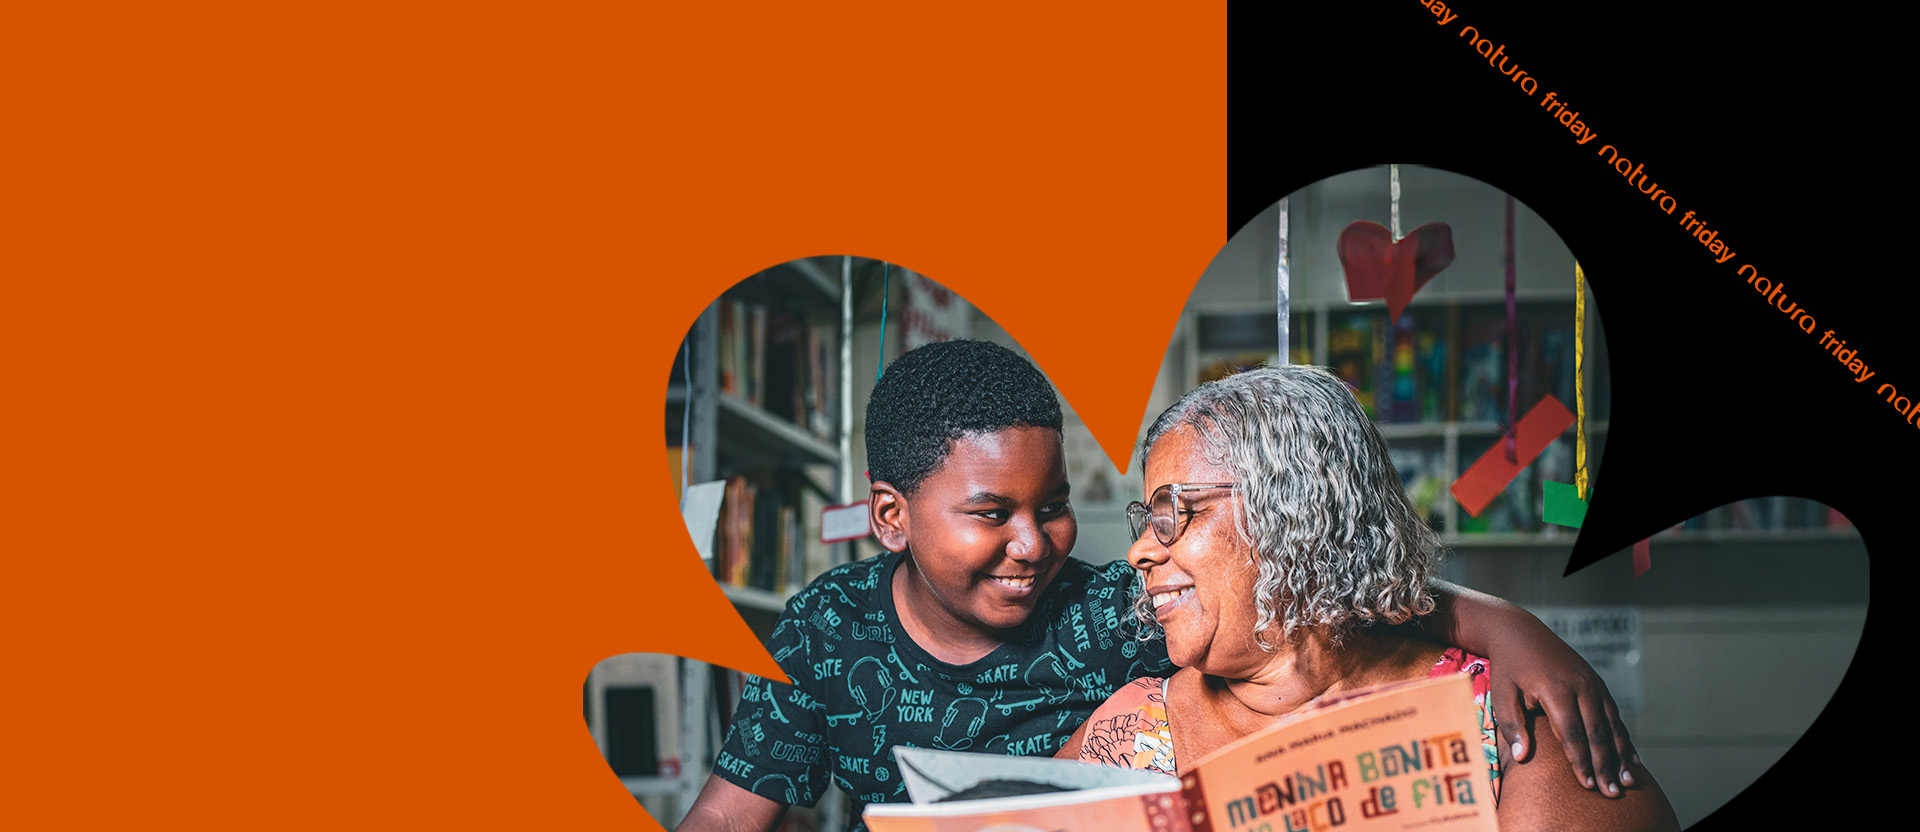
[686,601,832,828]
[675,776,787,832]
[1416,580,1639,798]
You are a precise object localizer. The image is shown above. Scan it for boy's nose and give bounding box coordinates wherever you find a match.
[1007,520,1046,561]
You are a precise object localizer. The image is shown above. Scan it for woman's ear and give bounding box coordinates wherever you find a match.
[869,481,910,553]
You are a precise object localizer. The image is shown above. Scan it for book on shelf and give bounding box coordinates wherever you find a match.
[1457,313,1504,425]
[1192,313,1311,386]
[721,477,755,587]
[1199,301,1595,428]
[1198,352,1279,386]
[864,673,1494,832]
[797,465,838,582]
[1327,313,1377,416]
[713,468,842,594]
[1387,443,1448,533]
[714,299,840,441]
[1379,310,1449,424]
[1325,309,1453,424]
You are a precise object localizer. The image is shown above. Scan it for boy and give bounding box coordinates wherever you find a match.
[676,339,1632,832]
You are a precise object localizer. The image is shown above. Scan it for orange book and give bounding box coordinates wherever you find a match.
[865,673,1494,832]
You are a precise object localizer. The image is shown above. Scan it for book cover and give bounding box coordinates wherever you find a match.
[865,673,1494,832]
[1458,316,1504,425]
[1327,314,1376,416]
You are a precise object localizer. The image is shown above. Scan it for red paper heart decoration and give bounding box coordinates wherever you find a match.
[1336,220,1456,323]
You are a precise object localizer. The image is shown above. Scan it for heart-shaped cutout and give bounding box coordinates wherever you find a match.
[1336,220,1456,322]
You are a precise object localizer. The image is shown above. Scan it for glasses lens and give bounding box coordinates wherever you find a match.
[1150,486,1179,544]
[1126,502,1150,541]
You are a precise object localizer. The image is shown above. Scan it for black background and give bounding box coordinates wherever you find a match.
[1230,3,1904,829]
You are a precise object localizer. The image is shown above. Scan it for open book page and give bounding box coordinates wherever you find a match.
[864,749,1184,832]
[863,673,1494,832]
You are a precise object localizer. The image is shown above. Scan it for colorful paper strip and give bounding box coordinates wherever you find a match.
[1542,481,1590,528]
[1450,395,1575,517]
[1633,538,1651,577]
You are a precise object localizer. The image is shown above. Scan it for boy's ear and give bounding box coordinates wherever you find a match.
[869,481,910,554]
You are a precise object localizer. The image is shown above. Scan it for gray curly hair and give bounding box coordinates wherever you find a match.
[1130,365,1441,649]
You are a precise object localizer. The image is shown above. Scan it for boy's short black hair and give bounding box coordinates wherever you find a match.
[864,339,1064,495]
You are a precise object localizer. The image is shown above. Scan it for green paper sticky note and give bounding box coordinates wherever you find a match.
[1543,481,1590,528]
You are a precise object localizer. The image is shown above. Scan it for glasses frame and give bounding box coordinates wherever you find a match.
[1127,482,1239,547]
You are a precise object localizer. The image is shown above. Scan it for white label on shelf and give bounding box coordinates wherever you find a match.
[821,502,871,543]
[1529,606,1645,713]
[679,479,728,564]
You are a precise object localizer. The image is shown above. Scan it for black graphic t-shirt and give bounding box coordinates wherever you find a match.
[712,550,1172,827]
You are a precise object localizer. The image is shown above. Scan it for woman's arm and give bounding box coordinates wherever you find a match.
[1495,708,1679,832]
[1414,580,1639,797]
[1055,713,1094,760]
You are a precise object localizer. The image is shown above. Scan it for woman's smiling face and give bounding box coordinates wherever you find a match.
[1128,425,1268,674]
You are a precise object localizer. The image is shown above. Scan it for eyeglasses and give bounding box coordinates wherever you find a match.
[1126,483,1238,547]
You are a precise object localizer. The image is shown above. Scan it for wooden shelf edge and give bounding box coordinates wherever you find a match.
[722,583,789,613]
[716,394,840,465]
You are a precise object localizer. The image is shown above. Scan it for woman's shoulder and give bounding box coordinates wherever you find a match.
[1082,676,1166,727]
[1077,676,1176,773]
[1105,676,1166,707]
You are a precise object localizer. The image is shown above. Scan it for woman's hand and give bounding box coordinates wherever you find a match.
[1421,580,1639,797]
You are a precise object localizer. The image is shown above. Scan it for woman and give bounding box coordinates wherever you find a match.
[1058,365,1678,831]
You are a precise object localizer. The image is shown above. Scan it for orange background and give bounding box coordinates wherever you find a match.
[8,3,1222,828]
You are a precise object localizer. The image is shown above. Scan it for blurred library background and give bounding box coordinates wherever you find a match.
[592,166,1866,830]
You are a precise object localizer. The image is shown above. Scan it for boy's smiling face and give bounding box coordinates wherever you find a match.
[873,426,1075,657]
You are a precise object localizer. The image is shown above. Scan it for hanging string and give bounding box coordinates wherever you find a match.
[1277,197,1290,365]
[1575,262,1588,501]
[1503,196,1518,464]
[1389,165,1402,242]
[875,262,890,382]
[681,337,693,495]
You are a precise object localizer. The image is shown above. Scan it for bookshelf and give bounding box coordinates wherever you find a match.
[680,257,856,614]
[1171,168,1866,550]
[1178,295,1859,546]
[589,256,861,830]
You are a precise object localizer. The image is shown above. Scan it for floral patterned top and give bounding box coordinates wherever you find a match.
[1077,647,1501,802]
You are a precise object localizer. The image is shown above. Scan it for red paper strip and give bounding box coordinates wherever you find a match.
[1449,395,1575,517]
[1633,538,1651,577]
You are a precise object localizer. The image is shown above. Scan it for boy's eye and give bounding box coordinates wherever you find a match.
[1040,501,1072,518]
[973,509,1009,521]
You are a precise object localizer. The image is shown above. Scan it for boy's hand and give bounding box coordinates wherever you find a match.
[1488,617,1639,798]
[1420,580,1638,798]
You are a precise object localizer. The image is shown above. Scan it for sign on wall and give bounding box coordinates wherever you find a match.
[1528,606,1645,713]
